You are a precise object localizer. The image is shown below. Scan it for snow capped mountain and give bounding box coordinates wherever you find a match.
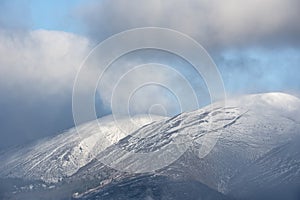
[0,115,164,183]
[0,92,299,200]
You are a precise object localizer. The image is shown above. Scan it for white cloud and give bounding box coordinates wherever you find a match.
[0,29,90,97]
[97,59,201,117]
[0,29,91,148]
[0,0,299,149]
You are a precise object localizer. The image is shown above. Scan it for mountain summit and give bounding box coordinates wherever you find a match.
[1,93,300,200]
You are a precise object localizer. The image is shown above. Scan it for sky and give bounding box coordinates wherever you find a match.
[0,0,299,150]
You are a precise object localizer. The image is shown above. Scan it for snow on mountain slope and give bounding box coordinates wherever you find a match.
[0,115,164,183]
[228,134,300,199]
[0,92,300,200]
[66,92,300,199]
[93,93,299,185]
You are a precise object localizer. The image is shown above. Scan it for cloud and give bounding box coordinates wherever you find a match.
[0,0,299,150]
[0,29,90,95]
[75,0,300,50]
[96,50,209,117]
[74,0,300,103]
[0,29,90,149]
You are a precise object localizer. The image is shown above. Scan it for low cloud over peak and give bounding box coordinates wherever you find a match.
[0,0,299,150]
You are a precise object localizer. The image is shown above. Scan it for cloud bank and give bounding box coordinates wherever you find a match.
[76,0,300,50]
[0,29,90,149]
[0,0,299,149]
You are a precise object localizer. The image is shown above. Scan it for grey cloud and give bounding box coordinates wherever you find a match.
[74,0,300,101]
[75,0,300,50]
[0,29,91,149]
[1,0,299,150]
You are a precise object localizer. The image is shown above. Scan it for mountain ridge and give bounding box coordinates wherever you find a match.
[1,92,300,200]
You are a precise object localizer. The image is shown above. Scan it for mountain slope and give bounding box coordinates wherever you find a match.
[91,93,300,192]
[74,174,233,200]
[0,92,300,200]
[0,115,164,183]
[228,134,300,200]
